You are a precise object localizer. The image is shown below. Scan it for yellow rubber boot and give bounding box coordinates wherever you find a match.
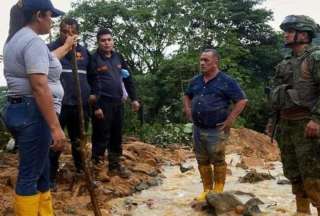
[39,191,54,216]
[304,179,320,216]
[296,196,311,215]
[196,164,213,202]
[213,164,227,193]
[15,193,40,216]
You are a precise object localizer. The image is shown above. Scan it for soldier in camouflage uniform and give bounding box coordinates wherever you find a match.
[269,15,320,215]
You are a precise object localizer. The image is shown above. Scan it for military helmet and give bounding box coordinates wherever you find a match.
[280,15,319,37]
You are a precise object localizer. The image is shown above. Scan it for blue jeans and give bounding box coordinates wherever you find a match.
[193,125,228,165]
[2,97,51,195]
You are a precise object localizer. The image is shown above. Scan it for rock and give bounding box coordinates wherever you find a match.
[135,182,149,191]
[245,197,264,206]
[6,138,15,151]
[191,200,210,212]
[179,163,194,173]
[239,169,275,183]
[244,205,261,216]
[63,206,77,214]
[144,199,155,209]
[147,177,162,187]
[263,163,276,170]
[148,170,158,177]
[206,192,243,214]
[124,198,138,206]
[235,205,245,214]
[233,190,256,198]
[277,178,290,185]
[123,198,138,211]
[159,174,166,179]
[242,198,264,216]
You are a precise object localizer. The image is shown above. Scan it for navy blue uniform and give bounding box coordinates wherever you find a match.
[88,50,137,169]
[47,40,91,181]
[48,40,91,105]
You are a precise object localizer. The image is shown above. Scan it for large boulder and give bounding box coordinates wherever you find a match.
[206,191,264,215]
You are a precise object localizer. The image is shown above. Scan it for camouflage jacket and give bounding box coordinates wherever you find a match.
[270,45,320,122]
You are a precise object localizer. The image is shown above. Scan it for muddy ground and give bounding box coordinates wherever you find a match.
[0,128,279,215]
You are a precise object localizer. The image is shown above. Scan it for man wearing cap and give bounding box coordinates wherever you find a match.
[48,18,91,188]
[268,15,320,215]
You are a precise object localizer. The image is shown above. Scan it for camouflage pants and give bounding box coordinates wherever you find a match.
[193,125,228,166]
[277,118,320,207]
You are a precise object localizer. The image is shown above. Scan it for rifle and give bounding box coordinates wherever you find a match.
[264,86,279,143]
[70,45,102,216]
[271,111,280,143]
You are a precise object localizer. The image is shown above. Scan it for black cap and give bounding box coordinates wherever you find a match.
[22,0,65,17]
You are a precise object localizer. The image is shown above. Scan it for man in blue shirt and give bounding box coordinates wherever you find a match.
[184,49,247,202]
[48,18,91,187]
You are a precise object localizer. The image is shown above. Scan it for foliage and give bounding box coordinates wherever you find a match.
[241,86,270,131]
[138,123,193,146]
[123,102,192,146]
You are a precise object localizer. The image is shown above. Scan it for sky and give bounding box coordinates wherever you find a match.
[0,0,320,86]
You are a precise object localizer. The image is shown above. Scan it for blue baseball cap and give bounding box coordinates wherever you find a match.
[22,0,65,17]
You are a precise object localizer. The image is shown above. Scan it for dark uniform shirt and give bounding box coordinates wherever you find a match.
[185,72,246,128]
[88,50,137,107]
[48,40,91,106]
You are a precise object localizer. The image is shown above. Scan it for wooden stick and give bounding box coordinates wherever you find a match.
[70,46,102,216]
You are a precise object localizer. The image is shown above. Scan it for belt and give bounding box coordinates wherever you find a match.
[98,96,123,105]
[7,96,23,104]
[194,122,218,129]
[280,107,310,120]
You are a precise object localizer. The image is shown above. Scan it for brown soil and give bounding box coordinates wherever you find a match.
[0,128,279,215]
[0,138,192,216]
[225,128,280,168]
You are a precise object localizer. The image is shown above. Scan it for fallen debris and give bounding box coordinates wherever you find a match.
[179,163,194,173]
[239,169,275,183]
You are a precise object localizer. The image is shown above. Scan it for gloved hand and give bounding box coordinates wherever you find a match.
[121,69,130,78]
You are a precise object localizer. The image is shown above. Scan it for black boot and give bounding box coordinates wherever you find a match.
[109,164,131,179]
[108,153,131,178]
[49,150,60,191]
